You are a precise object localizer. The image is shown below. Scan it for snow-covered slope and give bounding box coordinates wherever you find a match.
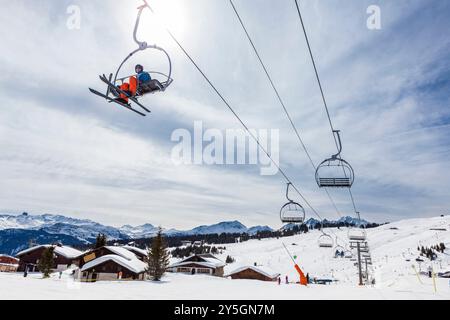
[0,215,449,300]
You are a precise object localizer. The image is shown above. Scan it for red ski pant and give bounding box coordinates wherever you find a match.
[119,76,138,102]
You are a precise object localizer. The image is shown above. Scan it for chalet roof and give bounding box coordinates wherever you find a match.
[122,246,147,257]
[0,254,19,261]
[81,255,146,274]
[104,246,137,261]
[16,245,83,259]
[225,266,280,279]
[168,254,225,269]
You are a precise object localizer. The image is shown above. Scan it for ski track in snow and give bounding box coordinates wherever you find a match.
[1,216,449,300]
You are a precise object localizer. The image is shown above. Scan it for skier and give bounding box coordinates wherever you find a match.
[277,277,281,285]
[115,64,153,104]
[306,273,310,284]
[285,275,289,284]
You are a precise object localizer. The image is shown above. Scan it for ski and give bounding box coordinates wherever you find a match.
[99,75,151,113]
[89,88,146,117]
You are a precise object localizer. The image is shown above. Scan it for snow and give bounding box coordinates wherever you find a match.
[226,265,280,279]
[16,245,83,259]
[122,246,148,257]
[1,215,450,300]
[81,255,146,274]
[168,255,226,269]
[104,246,137,261]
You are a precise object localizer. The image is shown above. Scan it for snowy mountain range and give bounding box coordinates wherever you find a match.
[0,213,273,254]
[0,212,372,255]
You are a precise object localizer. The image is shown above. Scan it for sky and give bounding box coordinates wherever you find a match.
[0,0,449,229]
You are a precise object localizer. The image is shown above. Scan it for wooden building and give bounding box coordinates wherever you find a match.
[78,246,139,268]
[167,254,225,277]
[226,266,280,282]
[0,254,19,272]
[79,254,146,282]
[16,244,83,272]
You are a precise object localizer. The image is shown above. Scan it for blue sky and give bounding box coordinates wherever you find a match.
[0,0,449,229]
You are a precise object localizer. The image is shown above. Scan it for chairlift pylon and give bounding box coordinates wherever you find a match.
[315,130,354,188]
[280,183,306,224]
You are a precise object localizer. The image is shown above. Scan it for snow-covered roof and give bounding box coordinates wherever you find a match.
[122,246,147,257]
[16,245,83,259]
[81,254,146,274]
[104,246,137,261]
[168,254,225,269]
[168,261,225,269]
[225,266,280,279]
[0,254,19,261]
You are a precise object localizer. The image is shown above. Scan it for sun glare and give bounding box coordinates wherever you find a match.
[137,0,187,46]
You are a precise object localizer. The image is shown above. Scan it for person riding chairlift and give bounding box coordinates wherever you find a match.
[115,64,156,104]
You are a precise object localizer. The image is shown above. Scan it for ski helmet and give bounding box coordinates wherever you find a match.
[135,64,144,73]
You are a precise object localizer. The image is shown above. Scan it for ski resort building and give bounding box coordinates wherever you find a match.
[167,254,225,276]
[78,254,146,282]
[225,266,280,282]
[16,244,83,272]
[77,246,146,282]
[0,254,19,272]
[78,246,139,268]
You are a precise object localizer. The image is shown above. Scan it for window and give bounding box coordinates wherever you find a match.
[196,268,211,274]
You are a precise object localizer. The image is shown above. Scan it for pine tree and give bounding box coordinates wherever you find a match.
[226,255,235,263]
[38,247,55,278]
[95,233,107,248]
[146,227,170,281]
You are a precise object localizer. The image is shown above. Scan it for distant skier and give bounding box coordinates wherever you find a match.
[306,273,310,284]
[277,277,281,285]
[285,275,289,284]
[23,265,28,278]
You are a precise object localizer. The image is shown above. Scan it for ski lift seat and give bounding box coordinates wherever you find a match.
[280,201,305,224]
[348,234,367,241]
[318,177,352,188]
[137,79,164,95]
[318,234,334,248]
[279,183,306,224]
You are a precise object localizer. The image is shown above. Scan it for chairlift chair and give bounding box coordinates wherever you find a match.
[112,0,173,96]
[280,183,306,224]
[315,130,354,188]
[318,232,334,248]
[348,228,367,241]
[89,0,173,116]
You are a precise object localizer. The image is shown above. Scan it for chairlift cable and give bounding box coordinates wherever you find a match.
[145,2,327,223]
[229,0,344,220]
[293,0,360,218]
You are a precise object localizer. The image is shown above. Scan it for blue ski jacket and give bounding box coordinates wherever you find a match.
[137,71,151,83]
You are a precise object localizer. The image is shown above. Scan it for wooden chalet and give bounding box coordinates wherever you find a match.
[78,246,139,268]
[0,254,19,272]
[167,254,225,276]
[16,244,83,272]
[76,246,146,282]
[79,254,146,282]
[225,266,280,282]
